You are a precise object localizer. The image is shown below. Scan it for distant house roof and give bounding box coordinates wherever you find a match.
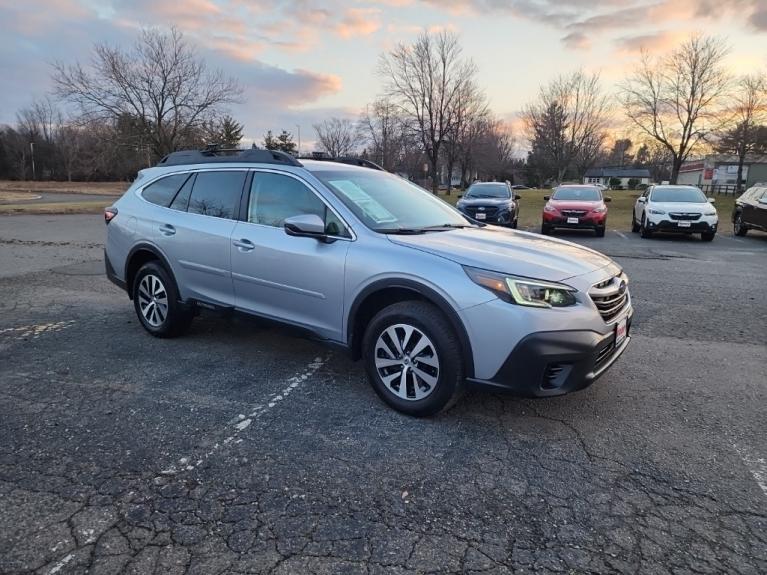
[584,167,651,178]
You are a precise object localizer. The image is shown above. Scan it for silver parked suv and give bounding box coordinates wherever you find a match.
[105,148,633,416]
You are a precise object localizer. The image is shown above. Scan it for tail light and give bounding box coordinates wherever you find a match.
[104,207,118,224]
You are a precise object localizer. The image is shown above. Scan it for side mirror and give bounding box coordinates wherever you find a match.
[637,197,646,203]
[514,194,521,200]
[707,197,715,203]
[284,214,329,241]
[604,196,612,203]
[457,194,463,199]
[543,195,550,201]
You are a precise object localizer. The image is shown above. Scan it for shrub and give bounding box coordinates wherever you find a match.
[627,178,640,189]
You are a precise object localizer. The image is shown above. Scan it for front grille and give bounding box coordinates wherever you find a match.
[669,212,701,221]
[595,341,615,369]
[561,210,587,217]
[465,206,499,218]
[589,273,630,323]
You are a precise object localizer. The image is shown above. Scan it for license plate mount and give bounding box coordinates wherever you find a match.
[678,221,691,228]
[615,317,627,346]
[567,217,579,224]
[475,213,486,220]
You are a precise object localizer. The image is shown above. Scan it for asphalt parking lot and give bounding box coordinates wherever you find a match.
[1,215,765,575]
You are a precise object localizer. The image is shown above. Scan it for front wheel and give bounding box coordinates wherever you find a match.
[132,261,193,338]
[701,231,716,242]
[541,222,552,235]
[640,215,652,239]
[631,215,640,233]
[362,301,464,417]
[595,224,606,237]
[734,213,748,236]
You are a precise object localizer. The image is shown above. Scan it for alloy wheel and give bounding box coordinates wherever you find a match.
[137,274,169,327]
[374,324,440,401]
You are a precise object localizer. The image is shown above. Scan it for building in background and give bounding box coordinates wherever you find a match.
[583,167,651,189]
[678,155,767,192]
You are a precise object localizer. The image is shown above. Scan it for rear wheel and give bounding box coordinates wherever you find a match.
[734,213,748,236]
[640,214,652,238]
[362,301,464,417]
[132,261,193,338]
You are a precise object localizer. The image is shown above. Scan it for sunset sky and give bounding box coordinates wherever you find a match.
[1,0,766,149]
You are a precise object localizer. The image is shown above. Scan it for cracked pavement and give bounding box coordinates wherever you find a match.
[0,214,765,574]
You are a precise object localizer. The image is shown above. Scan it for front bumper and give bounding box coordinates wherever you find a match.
[646,215,718,234]
[467,309,633,397]
[543,213,605,229]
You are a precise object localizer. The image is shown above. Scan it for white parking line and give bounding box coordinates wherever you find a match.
[734,444,767,497]
[161,355,329,475]
[613,230,629,240]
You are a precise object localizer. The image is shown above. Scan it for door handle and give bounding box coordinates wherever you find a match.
[159,224,176,236]
[233,238,255,251]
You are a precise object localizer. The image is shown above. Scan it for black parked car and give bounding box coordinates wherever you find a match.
[733,185,767,236]
[456,182,520,227]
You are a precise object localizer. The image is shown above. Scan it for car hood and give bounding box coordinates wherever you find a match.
[458,197,513,206]
[388,227,616,282]
[649,201,713,212]
[549,200,603,210]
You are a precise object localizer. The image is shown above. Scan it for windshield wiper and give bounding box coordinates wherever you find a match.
[421,223,473,230]
[376,227,428,235]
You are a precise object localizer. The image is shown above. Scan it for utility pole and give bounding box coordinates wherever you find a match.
[295,124,301,157]
[30,142,36,180]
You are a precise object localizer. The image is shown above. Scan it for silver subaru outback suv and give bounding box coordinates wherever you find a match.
[105,148,633,416]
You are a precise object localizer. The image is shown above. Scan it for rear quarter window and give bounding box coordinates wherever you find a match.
[141,174,189,207]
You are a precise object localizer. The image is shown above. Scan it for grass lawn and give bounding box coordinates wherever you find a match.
[439,188,736,235]
[0,181,128,196]
[0,201,111,215]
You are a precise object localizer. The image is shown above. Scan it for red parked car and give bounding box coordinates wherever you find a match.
[541,185,611,237]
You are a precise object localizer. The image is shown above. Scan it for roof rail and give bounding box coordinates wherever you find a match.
[157,147,302,167]
[300,153,385,171]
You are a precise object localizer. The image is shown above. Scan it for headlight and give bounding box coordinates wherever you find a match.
[704,209,717,216]
[544,204,557,212]
[464,266,577,308]
[592,206,606,213]
[648,208,666,215]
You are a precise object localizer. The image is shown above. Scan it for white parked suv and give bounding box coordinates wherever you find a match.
[632,185,718,241]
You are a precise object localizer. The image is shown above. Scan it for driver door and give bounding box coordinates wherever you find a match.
[635,188,650,222]
[230,171,352,341]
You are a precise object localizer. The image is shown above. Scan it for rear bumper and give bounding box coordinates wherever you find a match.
[105,250,127,292]
[467,311,633,397]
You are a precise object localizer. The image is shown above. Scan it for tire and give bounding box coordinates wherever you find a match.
[595,225,606,237]
[541,223,551,235]
[510,218,518,229]
[132,261,193,338]
[734,213,748,236]
[362,301,464,417]
[640,215,652,239]
[701,231,715,242]
[631,215,640,233]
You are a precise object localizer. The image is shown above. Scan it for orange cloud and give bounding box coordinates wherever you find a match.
[335,8,382,38]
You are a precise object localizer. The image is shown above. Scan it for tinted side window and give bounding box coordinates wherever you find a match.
[170,173,195,211]
[188,171,247,219]
[142,174,189,207]
[249,172,350,237]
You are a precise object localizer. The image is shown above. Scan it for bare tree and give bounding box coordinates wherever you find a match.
[313,118,359,157]
[444,79,488,190]
[621,35,731,184]
[523,71,610,183]
[52,27,241,160]
[359,98,408,171]
[714,73,767,191]
[379,30,478,192]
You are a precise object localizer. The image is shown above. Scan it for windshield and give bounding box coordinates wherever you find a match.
[552,187,602,201]
[465,183,510,199]
[313,169,471,232]
[650,186,706,203]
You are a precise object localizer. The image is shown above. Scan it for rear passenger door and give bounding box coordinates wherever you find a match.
[230,170,351,340]
[154,169,247,306]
